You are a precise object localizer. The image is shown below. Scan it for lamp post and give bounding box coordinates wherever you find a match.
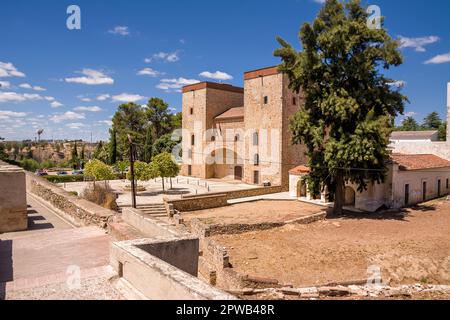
[128,134,137,209]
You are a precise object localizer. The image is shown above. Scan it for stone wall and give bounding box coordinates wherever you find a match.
[25,172,115,228]
[167,194,229,212]
[0,163,27,233]
[110,238,236,300]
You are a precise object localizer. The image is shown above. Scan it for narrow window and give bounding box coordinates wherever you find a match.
[188,165,192,176]
[423,181,427,202]
[446,178,449,189]
[438,179,441,197]
[254,154,259,166]
[191,134,195,146]
[190,108,193,115]
[188,149,192,159]
[263,96,268,104]
[253,132,259,146]
[234,134,240,142]
[404,184,409,206]
[211,136,216,142]
[292,97,297,105]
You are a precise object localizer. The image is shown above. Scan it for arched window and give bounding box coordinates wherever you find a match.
[191,134,195,146]
[253,132,258,146]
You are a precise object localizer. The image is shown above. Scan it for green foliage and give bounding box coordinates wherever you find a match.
[151,152,180,190]
[43,175,85,183]
[422,112,442,130]
[115,160,129,175]
[93,141,110,164]
[126,160,157,181]
[109,128,117,164]
[84,159,115,181]
[144,126,154,163]
[20,158,41,172]
[71,141,78,161]
[438,122,447,141]
[152,133,181,157]
[146,98,172,139]
[274,0,407,214]
[397,116,420,131]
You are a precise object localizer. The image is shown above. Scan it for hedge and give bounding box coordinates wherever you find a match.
[43,175,86,183]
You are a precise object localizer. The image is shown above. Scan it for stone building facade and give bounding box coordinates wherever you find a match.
[181,66,307,187]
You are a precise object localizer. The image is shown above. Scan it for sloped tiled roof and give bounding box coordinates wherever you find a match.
[391,153,450,171]
[214,107,244,121]
[390,130,438,140]
[289,165,310,175]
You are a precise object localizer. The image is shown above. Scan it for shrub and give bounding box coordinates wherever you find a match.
[84,159,115,181]
[82,183,119,212]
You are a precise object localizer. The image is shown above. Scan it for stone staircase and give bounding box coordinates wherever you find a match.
[136,204,168,218]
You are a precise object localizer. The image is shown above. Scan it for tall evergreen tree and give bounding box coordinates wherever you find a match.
[143,126,154,163]
[71,141,78,160]
[275,0,407,215]
[398,116,420,131]
[422,112,442,130]
[146,98,171,139]
[109,128,117,164]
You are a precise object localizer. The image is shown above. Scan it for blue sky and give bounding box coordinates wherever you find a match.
[1,0,449,142]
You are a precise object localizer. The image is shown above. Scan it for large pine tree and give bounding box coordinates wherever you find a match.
[275,0,407,214]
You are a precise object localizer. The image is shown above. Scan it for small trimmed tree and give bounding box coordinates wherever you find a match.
[84,159,115,182]
[115,160,130,178]
[126,161,157,182]
[151,152,180,191]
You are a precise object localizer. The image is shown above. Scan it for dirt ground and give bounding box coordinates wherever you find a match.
[183,200,326,225]
[212,199,450,288]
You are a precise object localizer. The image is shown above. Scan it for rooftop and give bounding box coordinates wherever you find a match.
[214,107,244,121]
[289,165,310,175]
[391,153,450,171]
[244,65,281,81]
[390,130,438,141]
[182,82,244,94]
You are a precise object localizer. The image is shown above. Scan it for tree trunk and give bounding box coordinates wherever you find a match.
[162,177,165,191]
[334,170,344,216]
[170,177,173,190]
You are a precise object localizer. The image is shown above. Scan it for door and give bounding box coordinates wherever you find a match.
[344,187,356,206]
[404,184,410,206]
[253,171,260,185]
[234,166,243,180]
[423,181,427,202]
[438,179,441,197]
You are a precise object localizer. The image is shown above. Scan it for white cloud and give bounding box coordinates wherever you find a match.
[50,111,85,123]
[97,120,113,126]
[45,96,55,101]
[96,94,110,101]
[0,62,26,78]
[404,111,417,117]
[313,0,326,3]
[0,110,27,120]
[112,93,146,103]
[108,26,130,36]
[199,71,233,81]
[156,78,200,93]
[0,81,11,89]
[51,101,63,108]
[19,83,46,91]
[65,69,114,85]
[0,91,43,103]
[424,53,450,65]
[145,51,180,63]
[74,106,103,112]
[398,35,440,52]
[137,68,163,77]
[66,122,85,129]
[77,95,92,102]
[388,80,406,88]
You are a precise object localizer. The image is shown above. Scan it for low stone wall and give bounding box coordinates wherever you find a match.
[167,194,228,212]
[0,162,27,233]
[25,172,115,229]
[166,185,285,212]
[110,238,236,300]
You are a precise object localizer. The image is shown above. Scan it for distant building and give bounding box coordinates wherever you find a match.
[390,130,439,143]
[289,153,450,212]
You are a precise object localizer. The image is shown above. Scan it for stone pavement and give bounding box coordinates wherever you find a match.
[0,196,123,300]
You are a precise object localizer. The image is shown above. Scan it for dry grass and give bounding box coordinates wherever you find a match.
[82,182,119,212]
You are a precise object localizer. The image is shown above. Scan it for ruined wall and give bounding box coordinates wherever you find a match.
[25,172,115,228]
[0,163,27,233]
[167,194,229,212]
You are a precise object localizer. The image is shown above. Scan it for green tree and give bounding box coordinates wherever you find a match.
[112,103,146,161]
[152,133,181,157]
[71,141,78,162]
[143,126,154,163]
[422,112,442,130]
[146,98,172,139]
[398,116,420,131]
[93,141,110,163]
[109,128,117,164]
[274,0,407,215]
[126,160,157,182]
[438,122,447,141]
[84,159,115,181]
[151,152,180,191]
[0,137,5,160]
[80,144,85,160]
[115,160,130,177]
[170,112,182,130]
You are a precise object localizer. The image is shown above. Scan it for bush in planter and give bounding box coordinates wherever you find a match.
[43,175,85,183]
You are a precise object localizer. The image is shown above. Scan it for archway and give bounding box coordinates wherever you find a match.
[344,186,356,207]
[296,179,307,198]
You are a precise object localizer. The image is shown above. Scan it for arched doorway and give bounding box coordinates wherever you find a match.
[234,166,243,180]
[297,179,307,198]
[344,186,356,207]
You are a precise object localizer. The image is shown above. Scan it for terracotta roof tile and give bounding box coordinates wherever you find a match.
[289,165,310,175]
[391,154,450,171]
[214,107,244,121]
[390,130,438,140]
